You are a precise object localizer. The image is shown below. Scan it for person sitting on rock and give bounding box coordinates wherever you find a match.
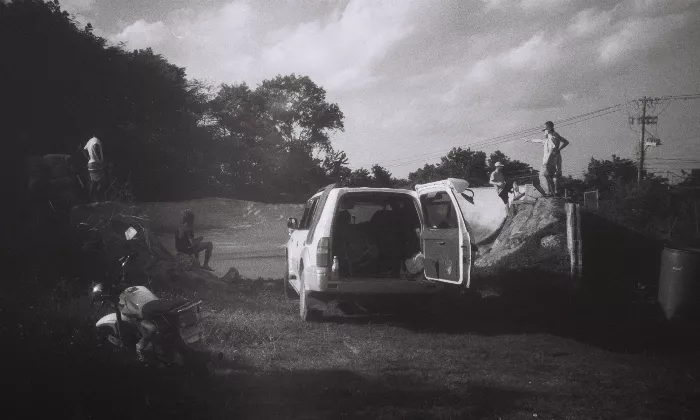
[509,180,526,206]
[175,209,214,271]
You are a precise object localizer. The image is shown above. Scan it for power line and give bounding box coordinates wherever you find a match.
[379,104,630,169]
[350,93,700,174]
[353,101,631,168]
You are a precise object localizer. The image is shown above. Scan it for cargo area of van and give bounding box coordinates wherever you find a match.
[330,191,423,279]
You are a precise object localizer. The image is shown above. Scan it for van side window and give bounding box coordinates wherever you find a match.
[421,193,458,229]
[299,197,319,229]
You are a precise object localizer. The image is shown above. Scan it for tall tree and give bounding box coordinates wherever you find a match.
[256,74,344,152]
[207,75,345,200]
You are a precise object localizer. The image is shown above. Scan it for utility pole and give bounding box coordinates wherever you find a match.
[638,96,647,186]
[630,97,659,185]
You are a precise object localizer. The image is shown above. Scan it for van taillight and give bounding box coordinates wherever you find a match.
[316,237,330,267]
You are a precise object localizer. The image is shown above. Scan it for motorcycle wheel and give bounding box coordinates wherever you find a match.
[97,327,122,350]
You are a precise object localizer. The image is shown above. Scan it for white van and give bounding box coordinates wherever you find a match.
[284,178,507,321]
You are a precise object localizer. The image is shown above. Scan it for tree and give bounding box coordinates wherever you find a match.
[346,168,373,187]
[371,164,394,188]
[1,0,210,201]
[322,148,350,182]
[256,74,344,152]
[407,163,446,185]
[407,147,529,187]
[206,75,346,200]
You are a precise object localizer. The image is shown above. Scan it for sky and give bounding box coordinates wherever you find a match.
[59,0,700,179]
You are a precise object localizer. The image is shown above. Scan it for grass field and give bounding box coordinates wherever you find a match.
[74,266,692,420]
[5,256,700,420]
[4,198,700,419]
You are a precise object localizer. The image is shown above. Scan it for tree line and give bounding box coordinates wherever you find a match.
[3,1,697,243]
[2,0,542,206]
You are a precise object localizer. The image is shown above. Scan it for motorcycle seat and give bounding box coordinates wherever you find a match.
[142,299,189,318]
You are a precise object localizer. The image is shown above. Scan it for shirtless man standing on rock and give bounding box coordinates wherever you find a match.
[524,121,570,197]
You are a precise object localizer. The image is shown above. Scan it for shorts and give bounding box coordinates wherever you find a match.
[88,170,105,182]
[542,153,562,177]
[88,162,105,182]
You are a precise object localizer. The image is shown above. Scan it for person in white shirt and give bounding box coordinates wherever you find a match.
[489,161,510,204]
[524,121,570,197]
[83,136,106,202]
[508,180,526,207]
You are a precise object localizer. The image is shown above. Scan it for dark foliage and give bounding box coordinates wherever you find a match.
[1,0,347,210]
[407,147,533,187]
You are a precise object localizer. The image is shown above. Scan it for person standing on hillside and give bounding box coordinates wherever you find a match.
[83,136,106,202]
[489,162,511,205]
[524,121,570,197]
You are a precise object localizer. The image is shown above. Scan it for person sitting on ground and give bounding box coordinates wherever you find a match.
[175,209,214,271]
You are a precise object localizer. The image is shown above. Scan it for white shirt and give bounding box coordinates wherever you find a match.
[84,137,103,164]
[489,169,506,192]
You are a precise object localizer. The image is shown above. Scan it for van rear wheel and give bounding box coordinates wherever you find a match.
[299,271,322,322]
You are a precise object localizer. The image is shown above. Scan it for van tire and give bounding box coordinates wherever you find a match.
[284,258,298,300]
[299,269,322,322]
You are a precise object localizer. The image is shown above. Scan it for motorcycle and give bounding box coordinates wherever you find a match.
[91,226,204,366]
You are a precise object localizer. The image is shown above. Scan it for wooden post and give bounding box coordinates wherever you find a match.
[566,202,583,293]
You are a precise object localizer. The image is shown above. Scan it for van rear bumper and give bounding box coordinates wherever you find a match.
[311,278,443,296]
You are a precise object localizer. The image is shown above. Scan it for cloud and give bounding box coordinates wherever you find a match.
[613,0,700,19]
[61,0,95,12]
[107,0,418,91]
[482,0,573,11]
[258,0,418,91]
[481,0,505,9]
[519,0,573,11]
[568,8,613,37]
[465,33,560,86]
[111,20,169,50]
[599,13,688,64]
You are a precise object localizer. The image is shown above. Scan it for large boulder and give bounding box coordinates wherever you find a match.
[472,197,571,294]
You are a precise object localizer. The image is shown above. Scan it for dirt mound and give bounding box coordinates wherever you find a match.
[68,202,228,288]
[472,197,570,293]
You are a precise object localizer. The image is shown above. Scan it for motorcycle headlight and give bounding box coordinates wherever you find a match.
[91,283,106,301]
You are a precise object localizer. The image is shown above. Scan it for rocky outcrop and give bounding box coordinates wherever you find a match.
[472,197,570,293]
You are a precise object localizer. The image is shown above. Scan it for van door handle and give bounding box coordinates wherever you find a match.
[438,241,446,245]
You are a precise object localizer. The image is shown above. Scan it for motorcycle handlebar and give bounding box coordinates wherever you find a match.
[119,251,138,265]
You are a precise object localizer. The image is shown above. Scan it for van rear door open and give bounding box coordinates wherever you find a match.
[415,179,472,287]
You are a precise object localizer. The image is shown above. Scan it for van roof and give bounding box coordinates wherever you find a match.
[307,186,413,200]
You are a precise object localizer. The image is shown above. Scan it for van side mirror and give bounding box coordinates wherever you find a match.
[287,218,298,230]
[461,189,475,205]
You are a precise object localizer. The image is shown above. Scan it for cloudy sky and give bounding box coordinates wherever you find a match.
[61,0,700,179]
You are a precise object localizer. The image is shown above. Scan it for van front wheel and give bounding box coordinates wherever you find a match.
[284,259,298,300]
